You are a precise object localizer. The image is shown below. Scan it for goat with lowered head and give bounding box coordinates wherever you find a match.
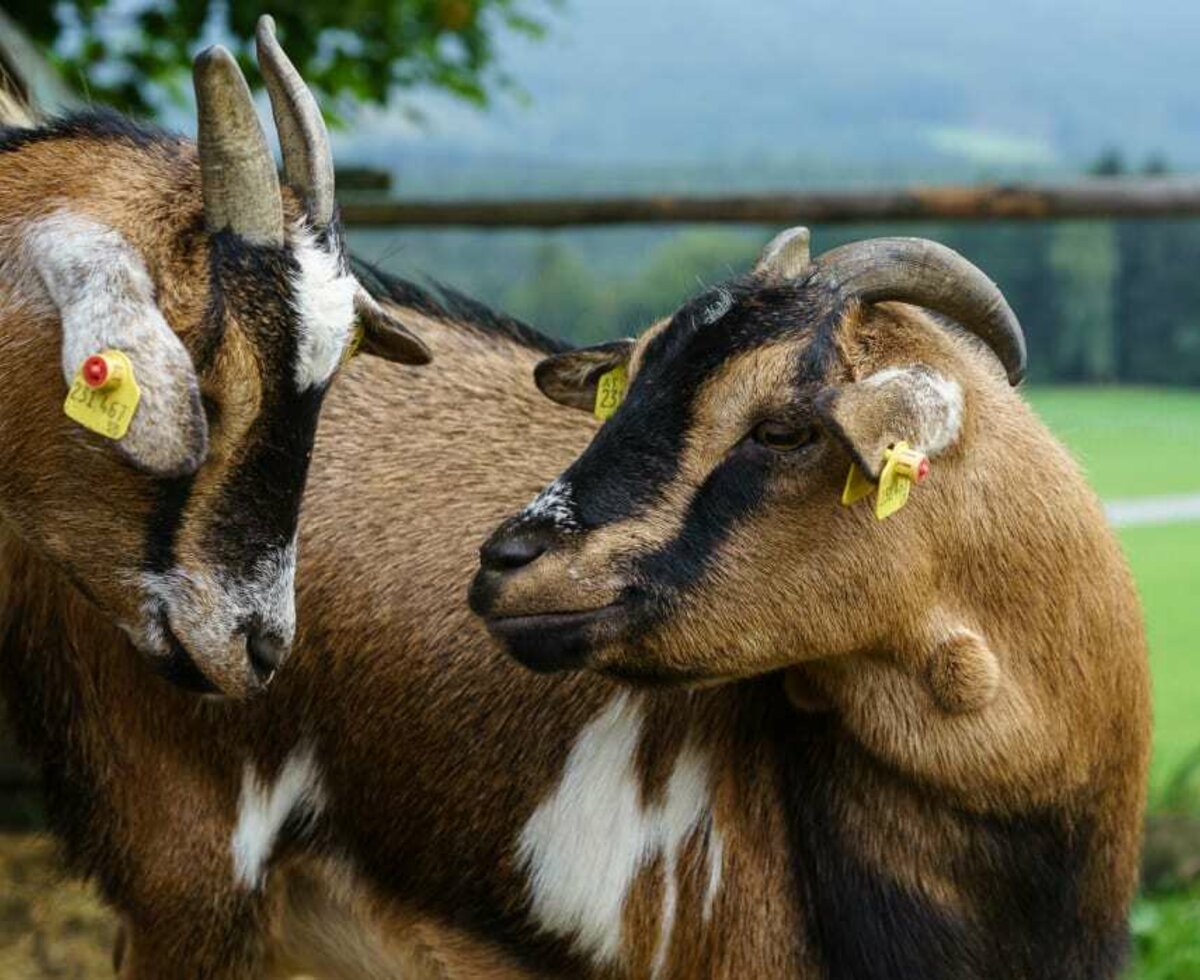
[2,231,1146,978]
[0,16,427,698]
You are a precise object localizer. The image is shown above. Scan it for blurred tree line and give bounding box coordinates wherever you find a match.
[475,157,1200,386]
[7,0,556,119]
[462,214,1200,386]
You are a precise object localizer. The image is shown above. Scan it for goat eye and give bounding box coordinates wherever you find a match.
[751,420,814,452]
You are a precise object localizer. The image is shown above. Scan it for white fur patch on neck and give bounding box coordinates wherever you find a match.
[290,224,357,392]
[518,693,721,973]
[232,745,325,890]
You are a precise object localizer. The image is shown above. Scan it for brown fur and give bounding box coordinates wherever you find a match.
[1,270,1150,978]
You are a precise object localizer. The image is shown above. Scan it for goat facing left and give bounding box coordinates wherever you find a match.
[0,16,430,698]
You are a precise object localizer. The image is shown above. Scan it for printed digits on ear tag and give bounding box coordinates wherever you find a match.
[593,365,628,421]
[63,350,141,441]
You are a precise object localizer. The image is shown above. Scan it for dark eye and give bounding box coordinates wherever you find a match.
[751,420,815,452]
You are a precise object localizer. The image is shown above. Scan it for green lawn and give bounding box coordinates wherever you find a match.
[1026,387,1200,978]
[1119,522,1200,796]
[1027,387,1200,499]
[1026,387,1200,799]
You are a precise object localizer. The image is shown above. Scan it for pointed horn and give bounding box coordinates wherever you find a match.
[193,45,284,245]
[255,15,335,228]
[813,237,1027,385]
[755,226,812,279]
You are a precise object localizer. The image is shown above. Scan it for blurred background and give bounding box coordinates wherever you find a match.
[0,1,1198,977]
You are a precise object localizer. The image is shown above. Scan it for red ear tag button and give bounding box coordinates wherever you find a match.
[82,355,111,388]
[81,353,126,391]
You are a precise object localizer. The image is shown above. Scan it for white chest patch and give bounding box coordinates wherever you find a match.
[232,745,325,889]
[517,693,722,973]
[290,224,358,392]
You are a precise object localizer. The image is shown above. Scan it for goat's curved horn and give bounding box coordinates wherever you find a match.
[194,45,284,245]
[814,237,1027,385]
[255,15,335,228]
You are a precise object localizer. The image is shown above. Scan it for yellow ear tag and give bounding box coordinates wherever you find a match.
[875,441,932,520]
[63,350,141,441]
[840,441,931,520]
[593,364,627,421]
[340,323,365,366]
[841,463,875,507]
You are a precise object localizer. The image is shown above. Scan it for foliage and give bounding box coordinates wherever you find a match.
[1129,888,1200,979]
[8,0,557,118]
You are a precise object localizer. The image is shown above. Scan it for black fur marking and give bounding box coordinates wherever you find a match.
[550,279,820,533]
[143,475,195,575]
[625,446,769,612]
[0,109,174,155]
[757,684,1130,980]
[201,231,322,577]
[351,257,571,356]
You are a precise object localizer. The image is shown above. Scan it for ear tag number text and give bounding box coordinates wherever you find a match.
[63,349,141,441]
[593,365,627,421]
[840,440,930,520]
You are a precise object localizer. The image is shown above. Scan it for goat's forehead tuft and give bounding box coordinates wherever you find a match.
[288,221,358,392]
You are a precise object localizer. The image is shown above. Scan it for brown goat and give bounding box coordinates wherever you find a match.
[0,18,428,698]
[1,233,1148,979]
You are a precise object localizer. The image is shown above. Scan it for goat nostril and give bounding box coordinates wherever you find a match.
[246,628,287,685]
[480,532,550,573]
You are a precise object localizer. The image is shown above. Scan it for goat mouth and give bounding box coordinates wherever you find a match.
[484,603,627,673]
[151,615,222,695]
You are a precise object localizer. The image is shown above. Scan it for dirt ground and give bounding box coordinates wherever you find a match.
[0,832,117,980]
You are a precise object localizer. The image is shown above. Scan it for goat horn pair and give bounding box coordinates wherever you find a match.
[193,16,334,245]
[758,230,1027,385]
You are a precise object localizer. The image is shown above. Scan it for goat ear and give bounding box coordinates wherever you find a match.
[28,214,208,477]
[815,365,964,481]
[534,340,635,412]
[354,291,431,365]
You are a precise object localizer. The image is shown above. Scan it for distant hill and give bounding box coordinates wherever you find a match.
[333,0,1200,194]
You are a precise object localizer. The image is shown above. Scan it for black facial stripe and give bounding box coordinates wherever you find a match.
[625,447,770,611]
[143,475,196,574]
[205,384,323,576]
[201,232,327,576]
[761,689,1128,979]
[143,229,340,582]
[565,281,810,530]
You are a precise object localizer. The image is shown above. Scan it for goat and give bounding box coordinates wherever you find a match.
[474,229,1151,977]
[0,17,428,698]
[1,233,1147,978]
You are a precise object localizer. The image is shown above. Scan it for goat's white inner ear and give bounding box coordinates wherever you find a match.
[816,364,963,481]
[534,339,635,412]
[25,212,208,477]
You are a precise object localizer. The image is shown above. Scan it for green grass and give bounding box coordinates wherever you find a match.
[1025,387,1200,797]
[1026,387,1200,499]
[1117,522,1200,796]
[1131,887,1200,980]
[1027,387,1200,978]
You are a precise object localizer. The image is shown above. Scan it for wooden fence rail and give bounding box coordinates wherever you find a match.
[340,177,1200,229]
